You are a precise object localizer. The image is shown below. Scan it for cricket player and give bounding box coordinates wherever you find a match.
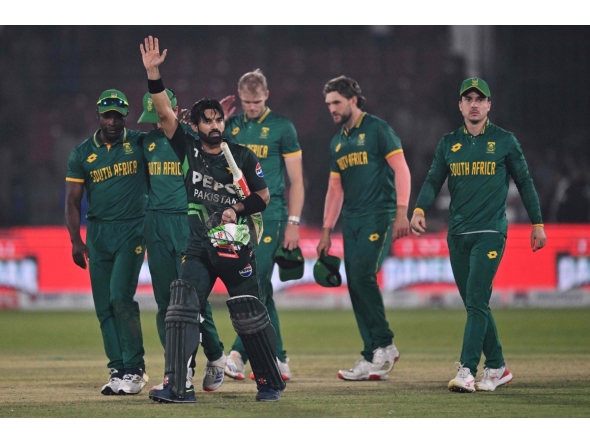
[141,36,285,403]
[221,69,304,382]
[410,77,547,393]
[317,76,411,381]
[138,89,227,392]
[65,89,149,395]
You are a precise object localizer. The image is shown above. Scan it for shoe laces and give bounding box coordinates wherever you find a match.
[480,367,492,381]
[454,362,472,378]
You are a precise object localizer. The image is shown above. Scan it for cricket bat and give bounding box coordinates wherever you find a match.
[220,142,263,245]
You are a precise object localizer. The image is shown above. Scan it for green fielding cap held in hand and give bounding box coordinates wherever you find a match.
[460,77,491,98]
[97,89,129,115]
[274,246,305,282]
[138,89,177,123]
[313,253,342,288]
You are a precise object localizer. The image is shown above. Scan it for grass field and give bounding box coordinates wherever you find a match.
[0,307,589,421]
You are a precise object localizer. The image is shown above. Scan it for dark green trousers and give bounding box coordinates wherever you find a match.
[343,213,394,362]
[87,218,146,371]
[230,219,287,363]
[145,211,223,362]
[447,232,506,376]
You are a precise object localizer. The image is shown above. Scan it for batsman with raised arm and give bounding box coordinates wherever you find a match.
[140,36,285,403]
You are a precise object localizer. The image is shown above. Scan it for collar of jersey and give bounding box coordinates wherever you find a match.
[462,119,490,135]
[93,128,127,147]
[242,107,271,124]
[342,112,366,137]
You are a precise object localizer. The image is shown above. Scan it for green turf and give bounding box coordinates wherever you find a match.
[0,308,589,418]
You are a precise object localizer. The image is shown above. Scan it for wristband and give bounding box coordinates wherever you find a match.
[288,215,300,223]
[237,193,266,217]
[287,220,300,226]
[148,78,165,94]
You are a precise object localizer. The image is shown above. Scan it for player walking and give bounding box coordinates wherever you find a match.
[140,36,285,402]
[138,89,227,392]
[221,69,304,381]
[410,77,547,393]
[317,76,411,381]
[65,89,149,395]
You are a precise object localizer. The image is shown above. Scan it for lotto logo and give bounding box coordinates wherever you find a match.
[487,251,498,259]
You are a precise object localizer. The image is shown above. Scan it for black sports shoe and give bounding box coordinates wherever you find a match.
[255,385,281,402]
[149,383,196,403]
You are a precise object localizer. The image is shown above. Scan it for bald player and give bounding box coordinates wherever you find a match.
[317,76,411,381]
[410,77,546,393]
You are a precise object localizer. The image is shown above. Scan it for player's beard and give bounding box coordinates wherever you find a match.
[198,129,223,145]
[334,110,352,126]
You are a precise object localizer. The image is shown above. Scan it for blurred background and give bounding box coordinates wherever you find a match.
[1,25,589,228]
[1,25,589,309]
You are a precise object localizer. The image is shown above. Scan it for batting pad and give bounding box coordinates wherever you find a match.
[164,279,200,398]
[227,295,286,391]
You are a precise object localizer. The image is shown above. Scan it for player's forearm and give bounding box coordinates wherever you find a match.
[387,152,411,207]
[287,177,305,219]
[517,181,544,225]
[146,66,161,80]
[323,178,343,229]
[414,179,439,215]
[65,202,83,244]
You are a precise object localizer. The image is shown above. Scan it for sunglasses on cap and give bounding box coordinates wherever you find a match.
[97,98,129,108]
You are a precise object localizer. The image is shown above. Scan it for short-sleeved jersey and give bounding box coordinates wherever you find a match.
[329,112,403,218]
[168,124,267,244]
[224,108,301,221]
[143,124,192,213]
[415,120,543,235]
[66,128,147,221]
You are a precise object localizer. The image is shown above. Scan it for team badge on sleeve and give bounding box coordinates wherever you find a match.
[239,263,253,277]
[255,163,264,177]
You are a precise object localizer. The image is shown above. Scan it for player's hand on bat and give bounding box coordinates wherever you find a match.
[140,36,167,71]
[392,212,410,241]
[283,223,300,250]
[531,225,547,252]
[222,207,237,224]
[219,95,236,119]
[72,239,89,269]
[410,212,427,237]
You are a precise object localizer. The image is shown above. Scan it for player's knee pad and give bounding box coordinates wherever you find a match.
[227,295,286,391]
[164,279,200,398]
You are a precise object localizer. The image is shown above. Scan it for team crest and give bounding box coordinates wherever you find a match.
[239,263,253,277]
[87,153,98,163]
[335,143,342,153]
[471,78,479,87]
[358,134,366,146]
[123,142,133,154]
[256,163,264,177]
[232,127,240,136]
[260,127,270,139]
[486,142,496,153]
[147,98,154,112]
[148,142,156,152]
[451,143,462,152]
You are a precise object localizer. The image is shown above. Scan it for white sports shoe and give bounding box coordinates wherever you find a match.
[448,363,476,393]
[225,350,246,380]
[475,364,513,391]
[152,368,194,391]
[118,369,149,395]
[338,359,373,381]
[101,368,124,395]
[369,344,400,379]
[250,357,293,381]
[203,353,227,392]
[277,357,292,381]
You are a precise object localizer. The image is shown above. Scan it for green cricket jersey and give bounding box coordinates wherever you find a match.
[66,128,147,221]
[224,108,301,221]
[415,120,543,235]
[329,112,403,217]
[143,124,194,213]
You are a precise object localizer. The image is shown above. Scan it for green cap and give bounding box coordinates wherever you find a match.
[97,89,129,115]
[460,77,491,98]
[138,89,178,123]
[313,253,342,288]
[274,247,305,282]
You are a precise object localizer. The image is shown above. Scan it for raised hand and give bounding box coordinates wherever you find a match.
[219,95,237,119]
[140,36,167,73]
